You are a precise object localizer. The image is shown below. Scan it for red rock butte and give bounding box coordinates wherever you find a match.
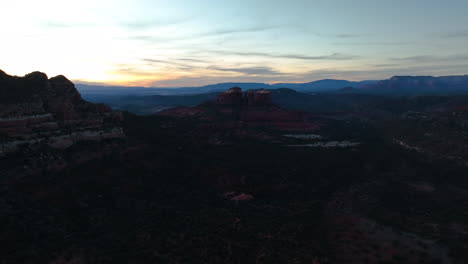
[216,87,273,106]
[159,87,320,133]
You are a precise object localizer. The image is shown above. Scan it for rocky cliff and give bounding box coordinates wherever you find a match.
[0,71,125,179]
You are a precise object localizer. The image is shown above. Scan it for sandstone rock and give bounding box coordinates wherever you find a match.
[216,87,272,106]
[217,87,243,105]
[254,89,272,105]
[160,87,319,135]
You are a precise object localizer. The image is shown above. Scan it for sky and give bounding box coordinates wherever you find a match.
[1,0,468,87]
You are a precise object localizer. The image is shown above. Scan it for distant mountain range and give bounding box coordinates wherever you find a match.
[359,75,468,95]
[76,79,376,96]
[271,79,374,92]
[76,75,468,114]
[77,75,468,97]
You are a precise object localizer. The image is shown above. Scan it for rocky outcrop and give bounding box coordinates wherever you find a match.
[216,87,244,105]
[159,87,319,137]
[0,70,125,179]
[217,87,273,106]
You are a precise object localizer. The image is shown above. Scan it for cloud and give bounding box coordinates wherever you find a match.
[111,67,158,77]
[140,58,286,76]
[108,55,468,87]
[41,21,93,28]
[204,26,275,36]
[207,51,357,60]
[207,66,284,76]
[177,58,209,63]
[129,25,275,42]
[42,21,73,28]
[142,58,200,71]
[122,17,190,30]
[302,30,374,39]
[332,41,412,46]
[140,62,468,87]
[328,33,374,38]
[335,34,365,38]
[440,30,468,38]
[372,63,399,68]
[390,54,468,63]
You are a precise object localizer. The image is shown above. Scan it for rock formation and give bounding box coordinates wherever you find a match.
[0,70,125,179]
[159,87,319,137]
[216,87,243,105]
[216,87,273,106]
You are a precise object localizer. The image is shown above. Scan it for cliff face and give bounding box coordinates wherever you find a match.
[0,71,125,179]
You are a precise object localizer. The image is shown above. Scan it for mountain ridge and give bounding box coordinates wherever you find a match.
[76,74,468,96]
[76,79,377,96]
[358,75,468,95]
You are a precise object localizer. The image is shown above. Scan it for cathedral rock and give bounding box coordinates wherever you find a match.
[216,87,273,106]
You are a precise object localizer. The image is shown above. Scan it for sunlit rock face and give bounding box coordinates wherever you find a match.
[0,71,125,179]
[254,89,273,106]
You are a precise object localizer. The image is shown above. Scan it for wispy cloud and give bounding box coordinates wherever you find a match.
[139,62,468,87]
[142,58,205,71]
[41,21,92,28]
[111,67,157,77]
[326,33,374,38]
[140,58,286,76]
[333,41,412,46]
[207,66,284,76]
[177,58,209,63]
[130,25,275,43]
[302,30,374,39]
[204,26,275,36]
[122,17,190,30]
[207,51,357,60]
[372,63,399,68]
[390,54,468,63]
[440,30,468,38]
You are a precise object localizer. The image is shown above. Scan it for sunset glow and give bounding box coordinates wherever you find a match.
[2,0,468,86]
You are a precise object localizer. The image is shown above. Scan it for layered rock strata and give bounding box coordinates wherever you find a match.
[0,71,125,179]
